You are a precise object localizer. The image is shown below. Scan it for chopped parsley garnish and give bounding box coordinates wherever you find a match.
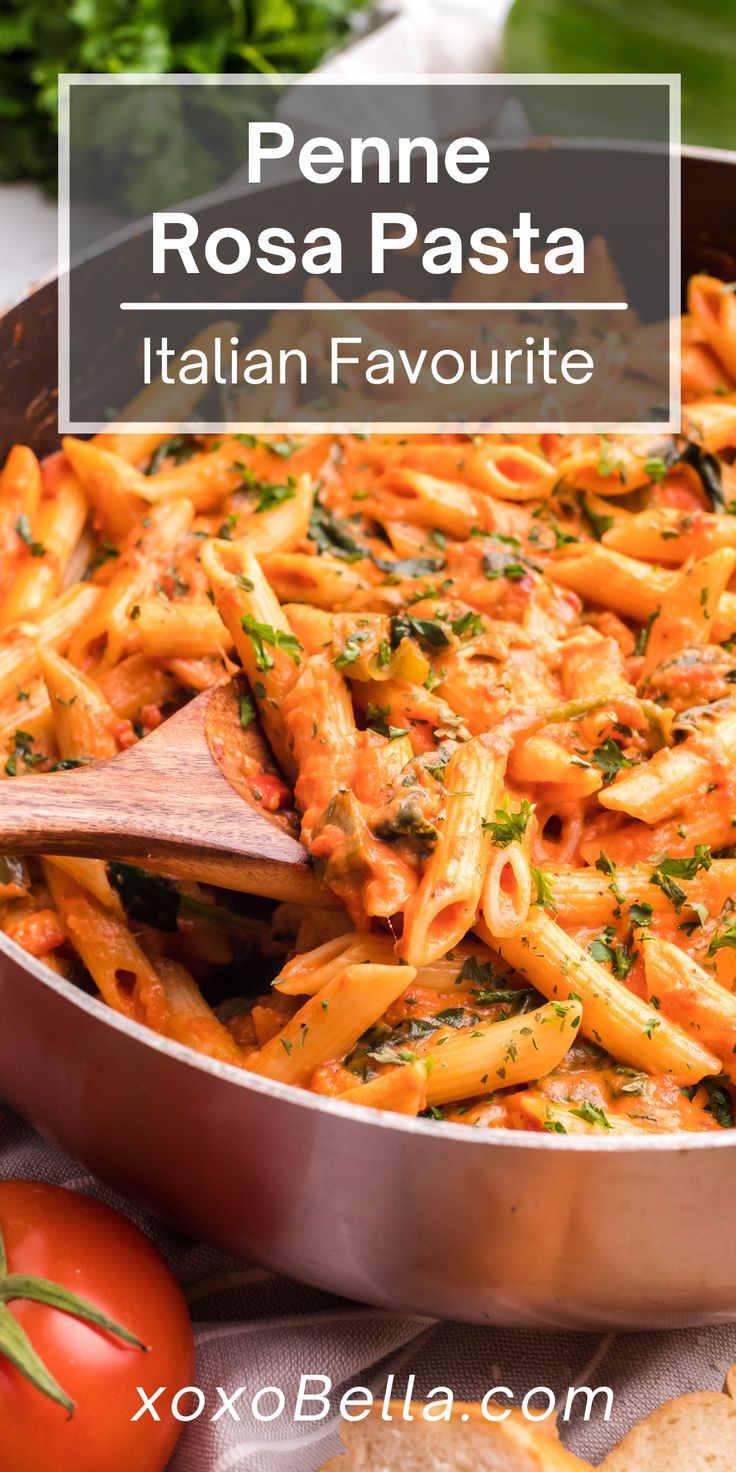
[263,437,302,458]
[648,848,712,914]
[333,630,370,669]
[14,514,45,557]
[597,436,625,480]
[629,902,653,927]
[482,798,534,848]
[644,456,667,483]
[146,436,195,474]
[614,1069,648,1097]
[531,866,556,910]
[589,928,637,980]
[84,541,120,578]
[651,845,712,880]
[4,729,44,777]
[634,608,660,656]
[570,1100,612,1130]
[650,871,687,911]
[239,694,256,729]
[217,513,238,540]
[590,739,634,785]
[547,515,579,548]
[482,549,528,581]
[365,703,408,741]
[592,852,626,914]
[255,476,297,513]
[543,1114,568,1134]
[367,1044,418,1066]
[240,614,302,671]
[708,918,736,956]
[471,528,521,548]
[374,555,445,580]
[680,902,710,933]
[581,501,614,540]
[474,986,533,1007]
[450,610,484,640]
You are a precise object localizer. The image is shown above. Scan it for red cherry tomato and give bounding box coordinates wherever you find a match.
[0,1181,195,1472]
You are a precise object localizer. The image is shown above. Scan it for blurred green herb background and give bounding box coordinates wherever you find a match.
[0,0,371,193]
[504,0,736,151]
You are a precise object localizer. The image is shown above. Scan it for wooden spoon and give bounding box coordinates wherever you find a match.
[0,675,331,906]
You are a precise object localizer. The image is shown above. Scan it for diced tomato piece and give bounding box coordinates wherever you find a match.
[6,908,65,957]
[246,771,292,811]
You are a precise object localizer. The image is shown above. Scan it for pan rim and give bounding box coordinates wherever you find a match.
[3,925,735,1156]
[4,138,736,1159]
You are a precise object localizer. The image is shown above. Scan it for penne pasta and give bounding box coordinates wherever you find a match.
[40,647,122,761]
[399,738,503,966]
[43,861,170,1031]
[4,287,736,1133]
[246,963,416,1086]
[640,934,736,1085]
[0,583,99,703]
[424,999,583,1105]
[495,909,720,1083]
[339,1060,427,1115]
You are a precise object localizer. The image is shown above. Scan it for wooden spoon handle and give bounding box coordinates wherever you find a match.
[0,684,336,906]
[0,765,329,906]
[0,766,136,849]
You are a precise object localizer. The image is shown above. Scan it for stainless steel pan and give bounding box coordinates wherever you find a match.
[1,146,736,1329]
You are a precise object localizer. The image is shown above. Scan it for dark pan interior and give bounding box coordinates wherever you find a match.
[0,149,734,460]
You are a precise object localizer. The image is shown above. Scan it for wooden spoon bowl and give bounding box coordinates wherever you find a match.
[0,676,329,905]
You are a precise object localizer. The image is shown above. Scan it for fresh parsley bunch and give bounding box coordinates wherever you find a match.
[0,0,371,197]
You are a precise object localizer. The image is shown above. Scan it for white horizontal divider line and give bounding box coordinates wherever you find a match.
[119,300,629,312]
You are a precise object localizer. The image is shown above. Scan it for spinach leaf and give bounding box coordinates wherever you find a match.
[309,499,368,563]
[108,862,262,937]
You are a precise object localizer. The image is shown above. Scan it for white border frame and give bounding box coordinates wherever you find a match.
[58,73,681,436]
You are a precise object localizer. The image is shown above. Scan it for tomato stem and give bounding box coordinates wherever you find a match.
[0,1223,148,1415]
[0,1303,75,1414]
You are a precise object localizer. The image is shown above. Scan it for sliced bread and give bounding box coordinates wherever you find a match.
[319,1399,594,1472]
[599,1378,736,1472]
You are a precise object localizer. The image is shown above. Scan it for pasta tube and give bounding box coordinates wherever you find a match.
[339,1061,427,1115]
[640,934,736,1084]
[247,962,416,1086]
[43,861,170,1031]
[0,584,99,703]
[400,738,504,966]
[424,999,583,1106]
[495,909,720,1081]
[40,647,122,761]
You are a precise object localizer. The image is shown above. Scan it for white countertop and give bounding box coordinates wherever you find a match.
[0,181,59,308]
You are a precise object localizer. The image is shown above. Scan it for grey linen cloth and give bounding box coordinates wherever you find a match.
[1,1100,734,1471]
